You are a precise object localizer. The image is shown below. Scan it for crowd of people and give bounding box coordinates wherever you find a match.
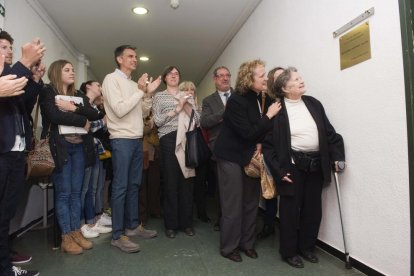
[0,30,345,276]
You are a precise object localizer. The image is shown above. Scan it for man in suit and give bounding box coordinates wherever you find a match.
[0,31,45,276]
[200,66,232,231]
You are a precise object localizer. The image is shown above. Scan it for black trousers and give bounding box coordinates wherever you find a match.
[217,159,260,255]
[0,152,25,275]
[263,197,278,227]
[194,163,208,218]
[159,132,194,230]
[279,166,323,258]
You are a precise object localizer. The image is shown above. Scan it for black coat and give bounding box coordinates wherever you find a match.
[262,95,345,196]
[214,89,273,166]
[39,84,104,172]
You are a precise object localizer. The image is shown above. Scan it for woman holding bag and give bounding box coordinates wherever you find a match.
[214,59,281,262]
[39,60,103,255]
[152,66,199,238]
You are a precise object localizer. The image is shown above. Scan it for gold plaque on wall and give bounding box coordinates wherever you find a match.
[339,22,371,70]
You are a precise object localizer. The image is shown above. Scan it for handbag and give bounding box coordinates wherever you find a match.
[260,157,276,199]
[185,110,211,168]
[26,103,55,179]
[244,150,261,178]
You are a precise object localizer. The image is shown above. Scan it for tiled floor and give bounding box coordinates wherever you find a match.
[12,212,365,276]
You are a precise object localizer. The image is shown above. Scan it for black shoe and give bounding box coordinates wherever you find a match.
[165,229,176,238]
[184,227,195,236]
[221,251,242,262]
[198,215,211,223]
[284,255,304,268]
[240,248,258,259]
[299,250,319,263]
[257,224,275,239]
[213,221,220,231]
[9,266,39,276]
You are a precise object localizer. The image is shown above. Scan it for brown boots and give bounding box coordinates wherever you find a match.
[61,231,93,255]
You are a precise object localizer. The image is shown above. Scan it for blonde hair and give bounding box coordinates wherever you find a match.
[47,59,76,96]
[179,80,198,106]
[235,59,266,95]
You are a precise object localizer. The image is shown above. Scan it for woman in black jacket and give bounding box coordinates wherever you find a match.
[39,60,103,255]
[263,67,345,268]
[214,59,281,262]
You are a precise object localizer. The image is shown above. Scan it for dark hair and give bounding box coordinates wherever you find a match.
[161,65,181,85]
[0,30,14,44]
[213,66,230,77]
[266,66,284,99]
[271,66,298,98]
[114,45,136,67]
[79,80,97,94]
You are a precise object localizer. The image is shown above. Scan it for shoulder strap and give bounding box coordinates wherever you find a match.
[187,109,195,131]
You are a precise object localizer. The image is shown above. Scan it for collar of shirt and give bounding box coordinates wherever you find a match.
[115,68,131,79]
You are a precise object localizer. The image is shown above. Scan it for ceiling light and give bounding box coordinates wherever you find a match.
[140,56,149,61]
[132,7,148,15]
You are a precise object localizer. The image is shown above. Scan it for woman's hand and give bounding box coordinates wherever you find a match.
[282,173,293,183]
[266,101,282,119]
[55,99,76,112]
[83,120,91,132]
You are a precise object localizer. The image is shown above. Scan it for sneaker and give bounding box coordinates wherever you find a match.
[10,266,39,276]
[10,251,32,265]
[125,225,157,238]
[97,213,112,226]
[80,225,100,238]
[111,235,140,253]
[90,223,112,234]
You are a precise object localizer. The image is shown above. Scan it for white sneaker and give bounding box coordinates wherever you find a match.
[91,223,112,234]
[98,213,112,226]
[81,224,100,238]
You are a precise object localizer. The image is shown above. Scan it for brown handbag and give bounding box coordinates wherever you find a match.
[260,156,276,199]
[244,150,261,178]
[26,103,55,179]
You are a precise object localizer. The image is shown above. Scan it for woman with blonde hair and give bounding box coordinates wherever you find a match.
[39,60,103,254]
[214,59,281,262]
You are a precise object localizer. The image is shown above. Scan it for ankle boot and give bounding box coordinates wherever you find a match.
[71,230,93,250]
[61,234,83,255]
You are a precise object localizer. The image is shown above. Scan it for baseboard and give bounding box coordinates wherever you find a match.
[9,210,54,240]
[316,240,385,276]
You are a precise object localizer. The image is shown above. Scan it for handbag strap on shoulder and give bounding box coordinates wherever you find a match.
[187,109,195,131]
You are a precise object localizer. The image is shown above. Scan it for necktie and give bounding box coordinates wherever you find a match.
[224,92,229,104]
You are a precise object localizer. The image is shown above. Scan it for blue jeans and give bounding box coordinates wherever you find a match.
[81,155,99,224]
[111,138,143,240]
[94,160,105,214]
[53,141,85,234]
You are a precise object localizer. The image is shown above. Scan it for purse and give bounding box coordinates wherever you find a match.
[260,157,276,199]
[185,110,211,168]
[26,103,55,179]
[244,150,261,178]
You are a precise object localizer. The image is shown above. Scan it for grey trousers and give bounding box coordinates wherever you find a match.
[217,158,261,256]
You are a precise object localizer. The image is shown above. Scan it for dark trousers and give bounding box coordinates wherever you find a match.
[139,158,161,223]
[160,132,194,230]
[0,152,25,275]
[263,197,278,227]
[279,166,323,257]
[217,159,260,255]
[207,159,221,220]
[194,163,208,218]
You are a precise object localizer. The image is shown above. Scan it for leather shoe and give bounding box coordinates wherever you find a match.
[240,248,258,259]
[198,215,211,223]
[221,251,242,262]
[165,229,176,239]
[184,227,195,236]
[299,250,319,263]
[213,221,220,232]
[284,255,304,268]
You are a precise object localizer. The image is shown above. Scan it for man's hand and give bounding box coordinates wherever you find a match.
[137,73,161,95]
[20,38,46,69]
[0,74,28,97]
[31,62,46,83]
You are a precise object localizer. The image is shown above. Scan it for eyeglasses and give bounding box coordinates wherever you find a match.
[167,72,179,77]
[216,74,231,79]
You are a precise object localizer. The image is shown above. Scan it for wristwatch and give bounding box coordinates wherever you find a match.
[337,161,345,171]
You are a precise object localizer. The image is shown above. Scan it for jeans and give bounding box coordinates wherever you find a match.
[111,138,143,240]
[94,160,105,214]
[53,141,85,234]
[0,152,25,275]
[81,155,99,224]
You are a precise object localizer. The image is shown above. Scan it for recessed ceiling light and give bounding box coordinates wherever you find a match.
[132,7,148,15]
[140,56,149,61]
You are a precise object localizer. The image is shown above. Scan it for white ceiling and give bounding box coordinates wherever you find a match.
[36,0,261,84]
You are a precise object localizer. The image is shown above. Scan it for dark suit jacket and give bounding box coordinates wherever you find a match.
[262,95,345,196]
[200,90,230,151]
[214,89,273,166]
[0,62,35,153]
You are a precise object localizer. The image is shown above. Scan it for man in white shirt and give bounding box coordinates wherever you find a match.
[102,45,161,253]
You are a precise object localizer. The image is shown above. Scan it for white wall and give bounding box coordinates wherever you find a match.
[198,1,409,275]
[4,0,88,232]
